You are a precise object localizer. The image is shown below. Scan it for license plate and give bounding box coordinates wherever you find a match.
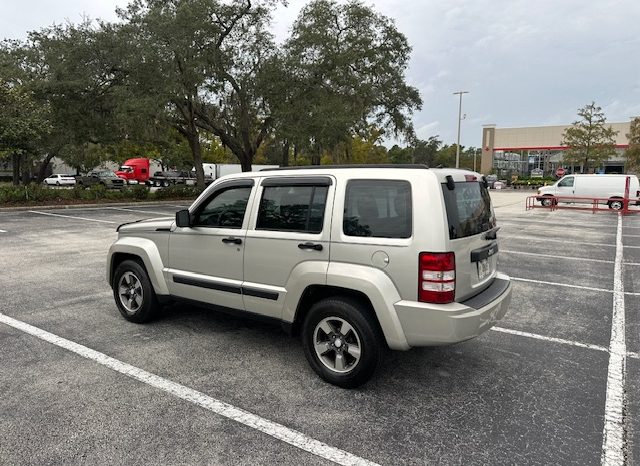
[477,258,491,280]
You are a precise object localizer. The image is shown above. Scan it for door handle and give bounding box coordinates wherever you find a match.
[222,237,242,245]
[298,242,323,251]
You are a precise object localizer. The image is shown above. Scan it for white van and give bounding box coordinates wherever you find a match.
[537,174,640,209]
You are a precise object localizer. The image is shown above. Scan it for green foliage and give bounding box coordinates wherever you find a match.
[268,0,422,163]
[625,117,640,172]
[413,137,443,166]
[1,0,423,183]
[0,184,199,205]
[129,184,149,200]
[152,184,201,200]
[561,102,618,172]
[511,177,556,187]
[388,144,413,164]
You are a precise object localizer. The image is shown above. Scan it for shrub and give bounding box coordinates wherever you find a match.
[129,184,149,200]
[0,182,201,206]
[153,185,200,200]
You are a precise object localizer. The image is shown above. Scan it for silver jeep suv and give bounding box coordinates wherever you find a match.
[107,165,512,387]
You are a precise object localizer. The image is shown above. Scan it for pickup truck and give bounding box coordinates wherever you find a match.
[76,171,126,189]
[146,170,198,187]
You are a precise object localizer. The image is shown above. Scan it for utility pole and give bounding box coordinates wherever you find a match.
[453,91,469,168]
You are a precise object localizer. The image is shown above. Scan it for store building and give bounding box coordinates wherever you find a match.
[480,121,631,177]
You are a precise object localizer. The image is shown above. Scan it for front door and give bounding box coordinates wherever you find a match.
[557,176,575,197]
[167,179,255,310]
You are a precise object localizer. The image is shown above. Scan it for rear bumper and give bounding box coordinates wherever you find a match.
[394,273,512,347]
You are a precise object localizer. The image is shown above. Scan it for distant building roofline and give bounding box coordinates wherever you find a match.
[494,144,629,151]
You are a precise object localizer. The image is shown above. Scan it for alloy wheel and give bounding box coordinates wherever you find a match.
[118,271,144,314]
[313,317,362,373]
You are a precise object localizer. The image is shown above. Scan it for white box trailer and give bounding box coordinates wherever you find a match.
[537,174,640,209]
[196,163,280,180]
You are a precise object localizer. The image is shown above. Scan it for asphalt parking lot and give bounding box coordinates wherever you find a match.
[0,192,638,465]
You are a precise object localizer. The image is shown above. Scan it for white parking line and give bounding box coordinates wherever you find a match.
[511,277,640,296]
[504,235,617,248]
[502,250,614,264]
[511,277,612,293]
[109,207,174,216]
[29,210,116,224]
[491,327,608,352]
[0,229,6,233]
[601,215,626,466]
[500,218,618,228]
[0,312,378,466]
[491,327,639,360]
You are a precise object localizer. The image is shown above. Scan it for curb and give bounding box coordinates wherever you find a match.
[0,199,193,213]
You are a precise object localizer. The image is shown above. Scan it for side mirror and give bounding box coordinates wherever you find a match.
[175,209,191,228]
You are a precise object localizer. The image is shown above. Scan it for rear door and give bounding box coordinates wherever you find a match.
[441,178,498,301]
[242,176,334,319]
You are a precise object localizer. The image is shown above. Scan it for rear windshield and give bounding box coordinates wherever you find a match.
[441,181,495,239]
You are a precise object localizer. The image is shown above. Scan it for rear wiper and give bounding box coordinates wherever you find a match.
[483,226,500,240]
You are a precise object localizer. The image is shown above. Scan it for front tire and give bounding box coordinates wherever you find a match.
[541,196,555,207]
[302,297,382,388]
[112,260,159,323]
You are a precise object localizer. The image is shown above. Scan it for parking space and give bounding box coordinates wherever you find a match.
[0,193,637,464]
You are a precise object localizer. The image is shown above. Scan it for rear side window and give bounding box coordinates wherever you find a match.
[343,180,412,238]
[442,181,495,239]
[257,185,328,233]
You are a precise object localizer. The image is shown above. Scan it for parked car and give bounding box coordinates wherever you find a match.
[76,171,126,189]
[43,174,76,186]
[107,165,512,387]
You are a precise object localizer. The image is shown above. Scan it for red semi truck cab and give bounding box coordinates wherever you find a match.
[116,158,151,184]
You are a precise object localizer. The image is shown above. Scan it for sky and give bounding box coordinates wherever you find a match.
[2,0,640,148]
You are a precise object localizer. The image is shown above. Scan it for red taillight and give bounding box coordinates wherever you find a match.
[418,252,455,304]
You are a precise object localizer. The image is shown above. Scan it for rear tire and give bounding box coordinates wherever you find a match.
[608,199,623,210]
[112,260,159,323]
[302,297,381,388]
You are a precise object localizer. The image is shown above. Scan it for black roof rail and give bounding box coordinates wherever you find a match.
[259,164,430,172]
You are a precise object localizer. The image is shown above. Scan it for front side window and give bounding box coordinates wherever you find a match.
[343,180,412,238]
[558,176,574,187]
[257,185,328,233]
[193,186,251,228]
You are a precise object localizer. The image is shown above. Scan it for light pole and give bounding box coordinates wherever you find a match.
[453,91,469,168]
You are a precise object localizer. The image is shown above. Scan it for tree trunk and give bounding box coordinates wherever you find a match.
[186,131,205,190]
[21,156,31,185]
[240,153,252,172]
[281,141,290,167]
[37,153,57,182]
[12,153,20,185]
[311,146,322,165]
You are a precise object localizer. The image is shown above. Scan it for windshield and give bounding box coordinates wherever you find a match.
[441,181,495,239]
[119,166,133,173]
